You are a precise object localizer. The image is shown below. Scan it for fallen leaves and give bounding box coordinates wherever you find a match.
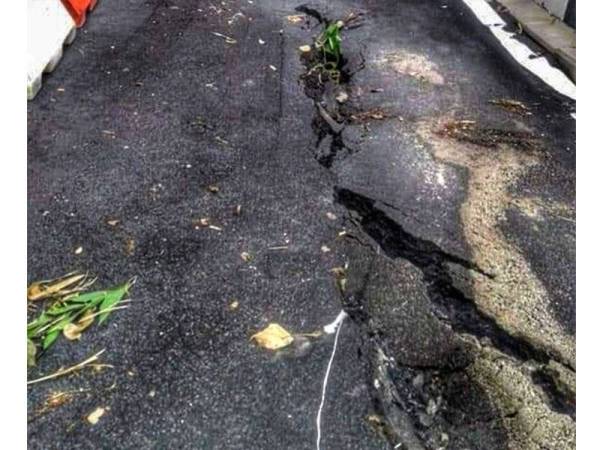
[86,407,106,425]
[27,277,134,364]
[286,14,305,24]
[250,323,294,350]
[63,310,95,341]
[27,272,89,302]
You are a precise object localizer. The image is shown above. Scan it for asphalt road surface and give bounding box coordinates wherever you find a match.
[27,1,576,449]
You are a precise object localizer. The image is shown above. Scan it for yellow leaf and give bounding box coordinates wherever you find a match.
[27,273,86,301]
[250,323,294,350]
[63,311,95,341]
[86,407,105,425]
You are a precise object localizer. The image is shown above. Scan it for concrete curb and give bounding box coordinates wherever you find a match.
[496,0,575,81]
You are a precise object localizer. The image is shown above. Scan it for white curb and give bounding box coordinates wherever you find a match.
[27,0,76,100]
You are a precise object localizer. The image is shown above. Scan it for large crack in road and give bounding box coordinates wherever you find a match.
[27,0,575,449]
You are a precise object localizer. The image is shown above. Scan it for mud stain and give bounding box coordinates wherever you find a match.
[376,51,445,85]
[417,116,575,369]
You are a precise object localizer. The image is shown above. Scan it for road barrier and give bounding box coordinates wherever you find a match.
[27,0,98,100]
[61,0,98,27]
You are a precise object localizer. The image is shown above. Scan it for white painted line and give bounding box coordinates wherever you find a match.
[462,0,575,100]
[316,310,347,450]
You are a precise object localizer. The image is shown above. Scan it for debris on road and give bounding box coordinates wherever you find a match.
[250,323,294,350]
[27,349,107,385]
[193,217,211,228]
[350,108,390,123]
[489,98,532,115]
[86,406,106,425]
[286,14,305,24]
[335,91,349,103]
[125,238,136,256]
[240,252,252,262]
[212,32,237,44]
[27,272,92,302]
[27,276,134,364]
[63,310,95,341]
[438,119,539,150]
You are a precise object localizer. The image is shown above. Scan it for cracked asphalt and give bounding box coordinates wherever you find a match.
[27,0,575,449]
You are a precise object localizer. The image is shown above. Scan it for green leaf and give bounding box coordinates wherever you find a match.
[42,330,60,350]
[47,314,76,334]
[98,282,130,325]
[68,290,107,305]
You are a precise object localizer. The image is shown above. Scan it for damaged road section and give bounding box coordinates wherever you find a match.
[297,0,575,449]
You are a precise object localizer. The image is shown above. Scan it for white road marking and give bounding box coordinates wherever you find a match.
[462,0,575,100]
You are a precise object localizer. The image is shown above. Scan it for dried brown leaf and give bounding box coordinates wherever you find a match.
[63,310,95,341]
[27,273,87,301]
[250,323,294,350]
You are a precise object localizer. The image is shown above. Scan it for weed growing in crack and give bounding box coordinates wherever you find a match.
[307,20,345,84]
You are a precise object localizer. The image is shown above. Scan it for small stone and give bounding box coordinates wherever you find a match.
[299,45,311,53]
[148,390,156,398]
[321,245,331,253]
[241,252,252,262]
[74,246,83,255]
[258,38,265,45]
[229,300,239,310]
[326,212,337,220]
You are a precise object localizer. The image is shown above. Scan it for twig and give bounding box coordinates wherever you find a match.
[81,305,130,322]
[27,349,106,385]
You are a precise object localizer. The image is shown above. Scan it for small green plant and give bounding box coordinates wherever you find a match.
[309,20,344,84]
[317,21,343,65]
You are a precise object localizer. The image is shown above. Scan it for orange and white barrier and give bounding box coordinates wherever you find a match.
[27,0,98,100]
